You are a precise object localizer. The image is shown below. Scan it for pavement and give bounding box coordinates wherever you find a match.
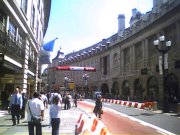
[0,103,90,135]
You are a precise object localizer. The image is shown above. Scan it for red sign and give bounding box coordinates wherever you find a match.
[55,66,96,72]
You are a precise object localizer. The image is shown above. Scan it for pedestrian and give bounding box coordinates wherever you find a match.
[26,91,44,135]
[21,90,27,119]
[93,95,103,119]
[9,86,23,126]
[73,92,78,107]
[64,93,70,110]
[49,95,61,135]
[40,92,48,108]
[49,90,62,105]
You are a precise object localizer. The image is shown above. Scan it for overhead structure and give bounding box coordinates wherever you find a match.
[55,66,96,72]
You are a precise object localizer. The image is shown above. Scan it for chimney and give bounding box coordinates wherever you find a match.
[118,14,125,37]
[132,8,137,18]
[152,0,162,13]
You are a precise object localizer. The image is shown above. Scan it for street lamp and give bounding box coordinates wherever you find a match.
[83,74,89,98]
[153,35,171,113]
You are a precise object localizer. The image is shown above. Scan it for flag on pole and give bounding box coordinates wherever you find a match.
[40,38,58,64]
[42,38,58,52]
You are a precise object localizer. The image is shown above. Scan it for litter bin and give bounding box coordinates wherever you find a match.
[152,101,157,111]
[177,103,180,114]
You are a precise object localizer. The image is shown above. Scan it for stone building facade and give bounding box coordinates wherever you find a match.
[0,0,51,98]
[48,0,180,110]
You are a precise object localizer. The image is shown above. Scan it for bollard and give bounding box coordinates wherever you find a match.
[177,103,180,114]
[100,127,108,135]
[76,119,85,134]
[91,118,98,132]
[152,101,157,111]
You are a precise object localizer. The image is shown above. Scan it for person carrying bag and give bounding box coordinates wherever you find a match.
[93,95,103,119]
[26,92,44,135]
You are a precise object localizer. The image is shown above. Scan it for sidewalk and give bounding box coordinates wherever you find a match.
[0,105,89,135]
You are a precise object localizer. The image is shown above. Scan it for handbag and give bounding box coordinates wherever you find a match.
[99,109,103,114]
[28,102,41,125]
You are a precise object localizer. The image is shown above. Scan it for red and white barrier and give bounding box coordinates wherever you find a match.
[101,98,155,111]
[76,113,111,135]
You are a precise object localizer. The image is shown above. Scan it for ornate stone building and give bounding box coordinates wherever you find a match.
[48,0,180,111]
[0,0,51,97]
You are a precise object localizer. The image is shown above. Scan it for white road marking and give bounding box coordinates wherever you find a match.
[104,103,111,106]
[157,130,168,135]
[0,111,8,117]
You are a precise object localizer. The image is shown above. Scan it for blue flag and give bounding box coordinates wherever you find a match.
[43,38,58,52]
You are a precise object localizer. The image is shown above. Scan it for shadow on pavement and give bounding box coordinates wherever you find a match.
[140,113,156,116]
[42,124,50,127]
[0,124,13,127]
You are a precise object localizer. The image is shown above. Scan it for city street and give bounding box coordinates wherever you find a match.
[0,100,180,135]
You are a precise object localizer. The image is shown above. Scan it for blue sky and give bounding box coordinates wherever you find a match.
[44,0,153,58]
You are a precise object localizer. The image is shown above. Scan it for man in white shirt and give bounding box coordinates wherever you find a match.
[26,92,44,135]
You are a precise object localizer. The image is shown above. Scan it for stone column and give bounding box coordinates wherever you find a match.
[22,37,29,93]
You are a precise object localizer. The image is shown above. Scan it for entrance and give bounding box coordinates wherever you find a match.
[165,73,179,112]
[112,81,119,97]
[100,83,109,97]
[147,76,159,101]
[122,80,130,100]
[134,78,144,102]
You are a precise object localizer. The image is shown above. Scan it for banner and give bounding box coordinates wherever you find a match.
[55,66,96,72]
[159,56,163,75]
[164,53,168,69]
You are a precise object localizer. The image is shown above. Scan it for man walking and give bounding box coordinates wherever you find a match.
[10,86,23,126]
[26,91,44,135]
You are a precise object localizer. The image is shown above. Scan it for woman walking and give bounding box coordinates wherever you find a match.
[93,95,103,119]
[49,95,61,135]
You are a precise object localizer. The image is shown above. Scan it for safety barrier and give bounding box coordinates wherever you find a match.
[76,113,111,135]
[101,98,156,111]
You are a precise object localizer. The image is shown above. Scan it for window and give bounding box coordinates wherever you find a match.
[29,46,35,61]
[124,48,130,65]
[135,42,142,61]
[36,19,39,40]
[37,0,40,12]
[113,53,118,64]
[148,35,156,57]
[8,21,16,42]
[17,33,23,49]
[103,56,108,75]
[21,0,28,15]
[0,10,5,32]
[164,23,177,49]
[31,6,35,29]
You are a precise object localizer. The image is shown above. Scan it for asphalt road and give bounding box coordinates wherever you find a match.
[79,99,180,135]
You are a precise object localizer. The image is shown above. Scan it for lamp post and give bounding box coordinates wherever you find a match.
[153,35,171,113]
[83,74,89,98]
